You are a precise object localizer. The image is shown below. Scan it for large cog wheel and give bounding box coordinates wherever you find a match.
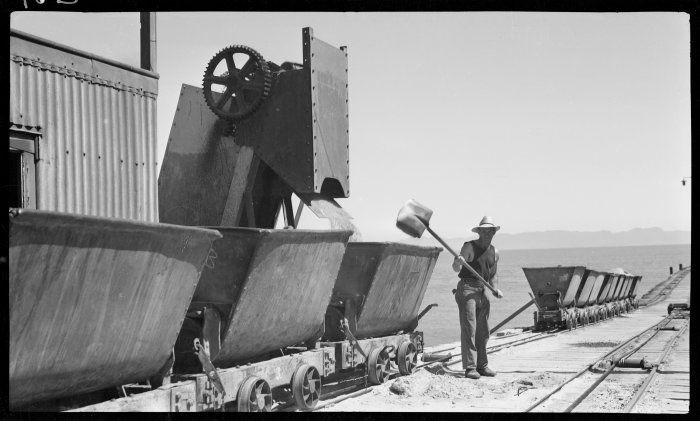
[202,45,272,122]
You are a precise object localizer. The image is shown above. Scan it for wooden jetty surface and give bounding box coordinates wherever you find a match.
[317,270,691,413]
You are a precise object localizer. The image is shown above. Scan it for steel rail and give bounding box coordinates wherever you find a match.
[420,330,530,356]
[443,329,559,369]
[524,314,675,412]
[306,330,559,411]
[420,331,545,364]
[565,317,688,413]
[622,320,689,413]
[313,388,373,411]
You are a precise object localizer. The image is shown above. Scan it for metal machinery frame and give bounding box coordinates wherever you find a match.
[158,27,350,229]
[70,348,334,412]
[321,333,423,378]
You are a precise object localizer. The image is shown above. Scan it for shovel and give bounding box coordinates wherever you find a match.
[396,199,503,298]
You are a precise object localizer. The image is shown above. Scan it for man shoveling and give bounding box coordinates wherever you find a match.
[452,216,502,379]
[395,200,504,380]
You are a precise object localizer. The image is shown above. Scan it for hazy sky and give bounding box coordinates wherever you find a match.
[11,12,691,241]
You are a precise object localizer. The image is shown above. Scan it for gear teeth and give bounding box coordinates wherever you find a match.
[202,44,273,122]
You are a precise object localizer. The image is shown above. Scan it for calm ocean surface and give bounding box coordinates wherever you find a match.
[417,244,691,347]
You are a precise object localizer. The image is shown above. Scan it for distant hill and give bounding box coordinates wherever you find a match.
[400,227,691,251]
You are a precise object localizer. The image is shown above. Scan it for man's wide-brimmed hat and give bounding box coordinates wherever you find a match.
[472,216,500,233]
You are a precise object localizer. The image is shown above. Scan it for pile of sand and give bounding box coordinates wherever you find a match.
[379,369,565,401]
[319,367,571,412]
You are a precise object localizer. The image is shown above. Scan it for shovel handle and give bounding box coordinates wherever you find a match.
[423,224,501,297]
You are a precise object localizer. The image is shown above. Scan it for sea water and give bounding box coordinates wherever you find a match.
[418,244,691,347]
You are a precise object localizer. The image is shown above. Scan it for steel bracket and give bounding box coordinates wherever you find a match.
[193,375,224,411]
[170,387,196,412]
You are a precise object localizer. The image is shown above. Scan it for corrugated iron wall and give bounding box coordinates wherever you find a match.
[9,31,159,222]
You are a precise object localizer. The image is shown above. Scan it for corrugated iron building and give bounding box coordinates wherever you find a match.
[9,29,159,222]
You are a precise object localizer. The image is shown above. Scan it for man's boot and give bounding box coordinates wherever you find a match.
[465,369,481,379]
[478,366,496,377]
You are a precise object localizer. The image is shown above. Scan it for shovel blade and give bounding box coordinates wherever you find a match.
[396,199,433,238]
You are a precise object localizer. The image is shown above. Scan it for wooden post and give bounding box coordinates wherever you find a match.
[669,266,674,275]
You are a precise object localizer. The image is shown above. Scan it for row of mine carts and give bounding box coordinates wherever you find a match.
[9,209,442,412]
[523,266,643,332]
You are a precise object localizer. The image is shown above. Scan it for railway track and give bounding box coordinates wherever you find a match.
[639,267,690,308]
[302,268,690,413]
[290,329,565,412]
[524,310,689,412]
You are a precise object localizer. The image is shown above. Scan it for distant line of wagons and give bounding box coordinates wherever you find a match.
[523,266,643,331]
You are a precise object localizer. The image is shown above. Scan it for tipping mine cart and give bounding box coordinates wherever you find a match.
[9,210,221,410]
[524,267,644,332]
[628,275,643,309]
[523,266,587,330]
[320,243,442,385]
[575,270,606,325]
[607,273,630,317]
[600,273,622,317]
[592,272,614,320]
[171,227,352,412]
[71,227,352,412]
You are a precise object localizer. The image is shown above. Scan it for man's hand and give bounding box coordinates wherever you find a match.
[492,288,504,299]
[452,255,468,272]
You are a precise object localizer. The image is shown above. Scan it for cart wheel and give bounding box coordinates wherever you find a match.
[291,364,321,410]
[367,347,391,385]
[396,341,417,375]
[236,376,272,412]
